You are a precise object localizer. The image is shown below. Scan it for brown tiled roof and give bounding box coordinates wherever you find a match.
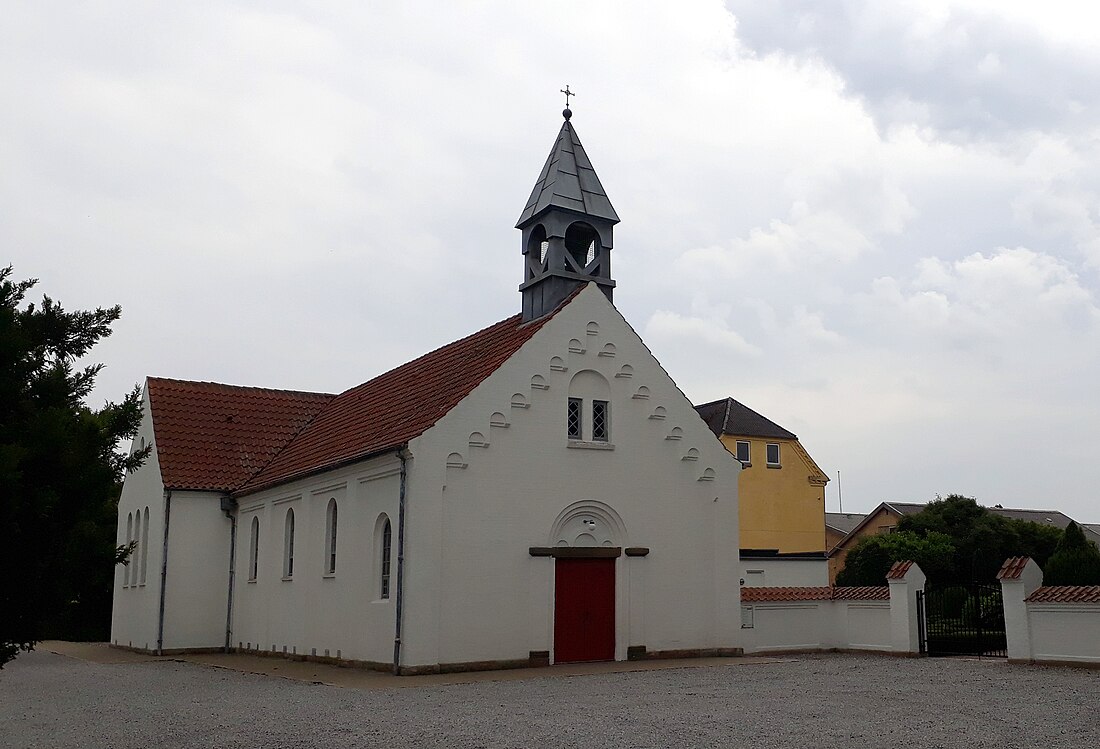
[740,586,889,602]
[236,310,558,495]
[997,556,1031,580]
[886,560,914,580]
[147,378,336,492]
[1026,586,1100,604]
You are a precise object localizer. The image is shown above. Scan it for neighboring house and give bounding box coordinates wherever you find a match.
[696,397,830,588]
[696,397,830,555]
[827,501,1100,583]
[111,110,743,672]
[826,512,866,552]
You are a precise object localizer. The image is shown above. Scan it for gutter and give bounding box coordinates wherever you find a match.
[155,489,172,654]
[221,495,238,652]
[392,445,410,675]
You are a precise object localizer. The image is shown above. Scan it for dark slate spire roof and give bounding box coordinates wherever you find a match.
[516,117,619,227]
[694,397,798,441]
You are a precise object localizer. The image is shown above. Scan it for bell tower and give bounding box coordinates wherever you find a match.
[517,97,619,322]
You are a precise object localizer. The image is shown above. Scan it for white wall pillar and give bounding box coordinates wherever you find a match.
[998,557,1042,663]
[887,561,926,654]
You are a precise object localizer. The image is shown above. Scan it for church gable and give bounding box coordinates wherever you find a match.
[417,282,737,487]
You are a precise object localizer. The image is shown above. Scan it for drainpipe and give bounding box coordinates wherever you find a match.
[221,495,238,652]
[392,445,410,675]
[155,489,172,655]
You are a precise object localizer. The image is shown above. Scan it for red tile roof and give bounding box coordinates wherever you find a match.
[1026,586,1100,604]
[236,311,556,495]
[886,560,914,580]
[997,556,1031,580]
[740,586,889,602]
[147,378,336,492]
[831,586,891,601]
[741,587,832,602]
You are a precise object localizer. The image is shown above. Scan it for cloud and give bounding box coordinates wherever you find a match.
[644,310,762,357]
[726,0,1100,137]
[4,0,1100,518]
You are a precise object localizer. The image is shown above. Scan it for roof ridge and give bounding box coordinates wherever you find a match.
[147,376,336,398]
[236,287,587,496]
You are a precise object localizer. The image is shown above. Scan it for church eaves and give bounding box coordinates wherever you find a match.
[515,115,619,227]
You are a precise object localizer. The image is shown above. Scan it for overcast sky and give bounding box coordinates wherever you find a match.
[5,1,1100,520]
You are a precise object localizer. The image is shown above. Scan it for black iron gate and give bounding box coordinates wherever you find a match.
[920,583,1006,657]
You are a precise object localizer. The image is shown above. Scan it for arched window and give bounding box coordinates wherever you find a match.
[248,516,259,582]
[133,509,141,587]
[325,498,338,574]
[125,512,133,588]
[380,517,392,599]
[140,507,150,585]
[283,508,295,579]
[567,369,612,442]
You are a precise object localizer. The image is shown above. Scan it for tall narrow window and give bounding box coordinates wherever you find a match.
[133,509,141,587]
[125,512,133,588]
[140,507,150,585]
[380,518,392,599]
[735,440,750,465]
[248,516,259,582]
[326,498,338,574]
[766,443,781,467]
[283,508,295,579]
[592,400,610,442]
[567,398,582,440]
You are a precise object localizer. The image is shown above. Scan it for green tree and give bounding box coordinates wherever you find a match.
[836,530,956,586]
[896,495,1062,583]
[0,266,146,667]
[1043,522,1100,585]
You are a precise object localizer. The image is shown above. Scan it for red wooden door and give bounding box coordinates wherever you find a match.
[554,557,615,663]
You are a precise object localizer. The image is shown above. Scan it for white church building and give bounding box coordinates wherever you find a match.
[111,107,744,673]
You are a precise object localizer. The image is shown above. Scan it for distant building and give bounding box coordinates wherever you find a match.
[827,501,1100,584]
[696,397,830,555]
[825,512,865,552]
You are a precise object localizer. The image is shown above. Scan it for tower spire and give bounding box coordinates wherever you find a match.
[516,104,619,321]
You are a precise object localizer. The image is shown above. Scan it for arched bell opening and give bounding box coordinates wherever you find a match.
[565,222,599,272]
[526,224,549,279]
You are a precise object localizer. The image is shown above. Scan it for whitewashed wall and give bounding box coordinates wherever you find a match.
[161,490,231,650]
[231,453,401,665]
[739,558,829,587]
[1001,558,1100,667]
[739,597,891,654]
[111,390,164,652]
[1027,604,1100,664]
[403,284,743,669]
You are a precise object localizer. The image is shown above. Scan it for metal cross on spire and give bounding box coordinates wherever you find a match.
[560,85,575,107]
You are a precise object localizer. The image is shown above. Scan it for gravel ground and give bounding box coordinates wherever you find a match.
[2,650,1098,749]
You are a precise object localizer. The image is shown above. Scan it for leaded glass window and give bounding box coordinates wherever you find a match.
[567,398,582,439]
[592,400,609,442]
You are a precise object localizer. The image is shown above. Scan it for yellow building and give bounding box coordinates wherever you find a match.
[696,397,829,554]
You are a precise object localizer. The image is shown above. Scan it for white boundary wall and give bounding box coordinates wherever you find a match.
[1001,557,1100,667]
[740,597,891,653]
[740,562,924,655]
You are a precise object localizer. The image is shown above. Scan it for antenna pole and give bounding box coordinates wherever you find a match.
[837,470,843,513]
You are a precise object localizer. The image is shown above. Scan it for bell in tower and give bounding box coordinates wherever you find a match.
[517,93,620,322]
